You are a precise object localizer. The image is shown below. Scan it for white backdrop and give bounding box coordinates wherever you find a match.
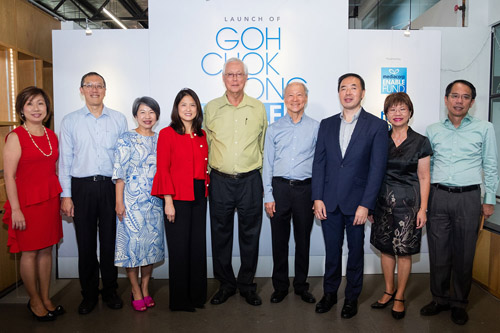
[53,0,440,278]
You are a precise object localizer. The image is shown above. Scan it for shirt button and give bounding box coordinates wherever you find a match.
[194,133,197,136]
[205,158,208,160]
[200,145,203,147]
[235,142,238,144]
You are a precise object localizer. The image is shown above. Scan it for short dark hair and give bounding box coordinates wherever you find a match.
[170,88,204,136]
[383,92,414,119]
[132,96,160,120]
[80,72,106,88]
[337,73,365,92]
[445,79,476,100]
[16,86,51,124]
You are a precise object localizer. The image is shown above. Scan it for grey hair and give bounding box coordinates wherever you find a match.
[284,81,309,96]
[222,57,248,75]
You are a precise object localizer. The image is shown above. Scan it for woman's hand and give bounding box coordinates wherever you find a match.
[11,208,26,230]
[164,195,175,223]
[116,201,126,222]
[416,209,427,229]
[367,215,374,223]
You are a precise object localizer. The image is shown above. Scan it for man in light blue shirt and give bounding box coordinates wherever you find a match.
[421,80,499,325]
[59,72,128,314]
[263,82,319,304]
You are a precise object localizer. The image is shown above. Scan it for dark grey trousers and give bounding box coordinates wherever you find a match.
[427,185,482,308]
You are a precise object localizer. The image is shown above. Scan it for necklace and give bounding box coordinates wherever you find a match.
[23,124,53,157]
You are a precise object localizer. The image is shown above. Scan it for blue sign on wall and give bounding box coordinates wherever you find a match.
[381,67,407,94]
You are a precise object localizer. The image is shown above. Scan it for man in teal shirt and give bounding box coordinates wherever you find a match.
[421,80,499,325]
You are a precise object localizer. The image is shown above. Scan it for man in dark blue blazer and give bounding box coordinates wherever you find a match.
[312,73,388,318]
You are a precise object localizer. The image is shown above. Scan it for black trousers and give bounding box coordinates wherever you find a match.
[270,178,314,292]
[209,170,263,293]
[71,177,118,300]
[165,180,207,310]
[427,185,482,308]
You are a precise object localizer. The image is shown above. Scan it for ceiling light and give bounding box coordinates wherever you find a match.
[103,8,128,30]
[85,18,92,35]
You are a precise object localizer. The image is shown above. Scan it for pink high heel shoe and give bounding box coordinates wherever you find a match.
[131,294,147,312]
[144,296,155,308]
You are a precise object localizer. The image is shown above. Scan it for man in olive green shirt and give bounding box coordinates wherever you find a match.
[204,58,268,306]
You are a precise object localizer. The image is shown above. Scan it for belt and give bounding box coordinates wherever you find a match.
[274,177,311,186]
[74,175,112,182]
[210,168,259,179]
[432,183,480,193]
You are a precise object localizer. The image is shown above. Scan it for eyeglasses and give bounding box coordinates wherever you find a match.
[387,107,409,114]
[224,73,245,79]
[448,93,472,101]
[82,83,105,90]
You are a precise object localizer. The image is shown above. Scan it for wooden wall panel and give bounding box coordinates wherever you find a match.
[473,230,491,286]
[0,0,17,48]
[15,0,60,63]
[488,232,500,297]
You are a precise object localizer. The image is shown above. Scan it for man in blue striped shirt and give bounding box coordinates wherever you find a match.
[421,80,499,325]
[263,82,319,304]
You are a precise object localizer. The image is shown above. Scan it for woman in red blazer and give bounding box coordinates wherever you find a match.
[151,88,209,312]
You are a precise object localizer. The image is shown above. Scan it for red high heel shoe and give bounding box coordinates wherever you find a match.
[131,294,147,312]
[143,296,155,308]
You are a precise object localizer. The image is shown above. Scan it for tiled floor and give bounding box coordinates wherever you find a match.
[1,274,499,332]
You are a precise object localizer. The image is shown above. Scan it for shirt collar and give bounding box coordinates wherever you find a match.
[83,105,109,117]
[285,112,306,125]
[340,107,362,122]
[443,113,472,128]
[222,93,250,109]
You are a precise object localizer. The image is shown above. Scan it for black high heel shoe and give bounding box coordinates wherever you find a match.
[49,305,66,316]
[27,300,56,322]
[371,289,397,309]
[391,299,406,319]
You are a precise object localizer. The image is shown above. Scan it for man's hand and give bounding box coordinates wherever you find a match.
[313,200,327,220]
[353,206,368,225]
[482,204,495,220]
[61,197,74,217]
[265,202,276,218]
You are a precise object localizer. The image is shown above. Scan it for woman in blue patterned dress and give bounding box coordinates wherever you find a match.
[113,97,165,311]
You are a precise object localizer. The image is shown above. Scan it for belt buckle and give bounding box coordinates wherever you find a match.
[93,175,98,182]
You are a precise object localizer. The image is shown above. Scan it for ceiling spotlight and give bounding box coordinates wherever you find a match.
[404,26,410,37]
[404,20,411,37]
[85,18,92,36]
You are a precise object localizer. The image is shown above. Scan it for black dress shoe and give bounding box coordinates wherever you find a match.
[102,292,123,310]
[210,289,236,305]
[295,290,316,304]
[49,305,66,316]
[240,291,262,306]
[341,299,358,319]
[420,301,450,316]
[451,307,468,325]
[371,289,397,309]
[270,290,288,303]
[315,293,337,313]
[78,298,98,315]
[391,299,405,319]
[27,301,56,322]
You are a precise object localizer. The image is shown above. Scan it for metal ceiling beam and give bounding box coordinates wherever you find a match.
[53,0,68,12]
[117,0,148,28]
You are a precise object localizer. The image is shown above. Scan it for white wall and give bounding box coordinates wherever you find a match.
[53,0,442,278]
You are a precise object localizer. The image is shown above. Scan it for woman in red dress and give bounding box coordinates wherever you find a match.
[152,88,209,312]
[3,87,63,321]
